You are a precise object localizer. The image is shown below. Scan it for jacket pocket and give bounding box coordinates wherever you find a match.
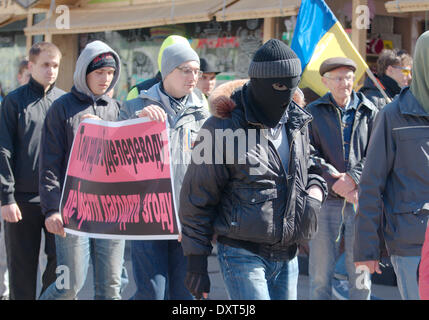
[392,206,429,247]
[231,188,279,242]
[292,193,322,244]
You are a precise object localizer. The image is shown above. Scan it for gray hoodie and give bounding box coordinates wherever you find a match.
[73,40,121,100]
[39,40,123,217]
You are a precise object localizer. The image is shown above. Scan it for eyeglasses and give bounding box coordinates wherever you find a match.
[323,75,355,84]
[176,66,203,78]
[392,66,412,76]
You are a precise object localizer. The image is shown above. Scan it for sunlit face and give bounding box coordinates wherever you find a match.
[163,60,200,98]
[28,50,61,90]
[197,72,217,96]
[321,67,355,106]
[386,63,412,88]
[86,67,115,96]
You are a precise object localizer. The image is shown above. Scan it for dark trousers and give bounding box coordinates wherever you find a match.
[4,202,56,300]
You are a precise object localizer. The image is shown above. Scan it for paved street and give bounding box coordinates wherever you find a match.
[72,242,402,300]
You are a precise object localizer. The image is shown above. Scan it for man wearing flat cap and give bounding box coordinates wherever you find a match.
[197,58,220,97]
[306,57,378,300]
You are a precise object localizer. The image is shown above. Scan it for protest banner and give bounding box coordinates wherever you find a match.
[59,117,180,240]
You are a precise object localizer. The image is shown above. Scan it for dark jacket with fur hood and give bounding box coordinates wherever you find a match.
[179,83,327,261]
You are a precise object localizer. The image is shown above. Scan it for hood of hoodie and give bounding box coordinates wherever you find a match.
[411,31,429,114]
[73,40,121,101]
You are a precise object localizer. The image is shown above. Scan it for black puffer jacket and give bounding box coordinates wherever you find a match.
[179,83,327,260]
[0,77,65,204]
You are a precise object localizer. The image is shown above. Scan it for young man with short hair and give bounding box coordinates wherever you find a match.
[120,42,210,300]
[0,42,64,300]
[38,40,125,300]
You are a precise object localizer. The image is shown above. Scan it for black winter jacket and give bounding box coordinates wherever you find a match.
[355,88,429,259]
[0,77,65,204]
[359,75,401,110]
[306,91,378,200]
[179,84,327,261]
[39,86,121,217]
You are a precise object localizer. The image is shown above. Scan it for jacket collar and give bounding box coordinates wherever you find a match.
[71,86,109,105]
[28,76,55,96]
[398,87,429,117]
[315,90,377,112]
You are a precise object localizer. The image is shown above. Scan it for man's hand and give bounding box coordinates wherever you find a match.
[184,272,210,300]
[344,189,358,205]
[45,213,66,237]
[185,255,210,299]
[307,185,323,202]
[355,260,382,274]
[138,104,167,122]
[331,172,356,198]
[1,203,22,223]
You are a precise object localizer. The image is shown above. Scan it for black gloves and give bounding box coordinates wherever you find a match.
[185,255,210,299]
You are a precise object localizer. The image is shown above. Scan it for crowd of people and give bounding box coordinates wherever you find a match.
[0,30,428,301]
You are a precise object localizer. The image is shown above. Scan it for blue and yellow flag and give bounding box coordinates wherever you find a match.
[291,0,368,96]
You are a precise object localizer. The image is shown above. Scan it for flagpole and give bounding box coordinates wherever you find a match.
[364,68,392,104]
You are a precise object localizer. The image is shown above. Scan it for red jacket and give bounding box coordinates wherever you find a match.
[419,221,429,299]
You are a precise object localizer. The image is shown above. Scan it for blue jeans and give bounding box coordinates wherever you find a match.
[309,199,370,300]
[131,240,192,300]
[39,234,125,300]
[217,242,298,300]
[390,255,420,300]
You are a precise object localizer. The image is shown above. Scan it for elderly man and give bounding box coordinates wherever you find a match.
[306,57,378,300]
[354,31,429,300]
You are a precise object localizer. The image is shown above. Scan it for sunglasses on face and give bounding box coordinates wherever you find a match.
[392,66,412,76]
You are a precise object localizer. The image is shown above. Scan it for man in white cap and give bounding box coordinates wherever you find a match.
[120,42,210,300]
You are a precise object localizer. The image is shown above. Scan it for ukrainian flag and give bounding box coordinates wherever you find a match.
[291,0,368,96]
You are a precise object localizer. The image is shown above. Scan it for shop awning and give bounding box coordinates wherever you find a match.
[25,0,235,35]
[215,0,300,21]
[385,0,429,13]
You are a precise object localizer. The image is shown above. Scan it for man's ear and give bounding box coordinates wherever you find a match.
[321,76,328,87]
[385,65,394,77]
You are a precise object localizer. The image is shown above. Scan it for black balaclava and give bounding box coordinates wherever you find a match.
[246,39,302,128]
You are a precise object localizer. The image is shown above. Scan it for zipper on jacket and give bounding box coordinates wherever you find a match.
[281,116,312,245]
[334,107,346,163]
[348,103,363,171]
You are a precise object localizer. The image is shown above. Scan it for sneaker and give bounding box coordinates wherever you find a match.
[332,278,349,300]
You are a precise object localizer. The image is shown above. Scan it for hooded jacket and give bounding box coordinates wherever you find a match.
[120,82,210,211]
[354,87,429,259]
[179,83,327,261]
[355,33,429,260]
[0,77,65,205]
[39,41,122,217]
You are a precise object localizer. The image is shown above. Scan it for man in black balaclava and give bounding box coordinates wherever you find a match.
[179,39,327,300]
[246,39,301,128]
